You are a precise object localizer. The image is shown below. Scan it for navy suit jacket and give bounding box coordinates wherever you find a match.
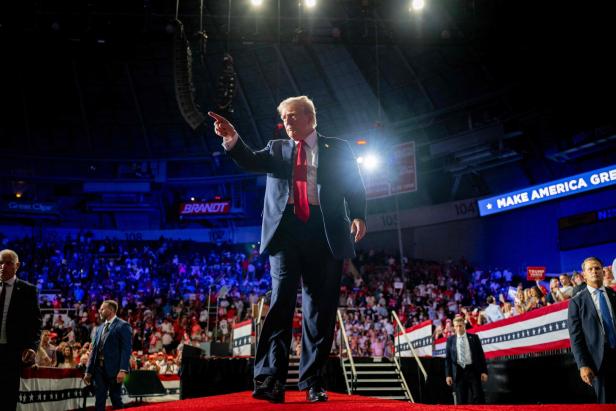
[228,134,366,259]
[568,287,616,372]
[86,317,132,378]
[4,278,42,352]
[445,332,488,381]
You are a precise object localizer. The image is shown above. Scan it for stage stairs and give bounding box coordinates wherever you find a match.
[342,357,412,401]
[285,357,300,390]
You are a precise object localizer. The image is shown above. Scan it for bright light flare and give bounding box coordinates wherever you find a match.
[305,0,317,8]
[251,0,263,7]
[358,154,380,171]
[410,0,425,12]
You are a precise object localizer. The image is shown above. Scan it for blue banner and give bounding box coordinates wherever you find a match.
[478,164,616,216]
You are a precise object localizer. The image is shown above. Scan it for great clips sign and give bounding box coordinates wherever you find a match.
[180,201,231,215]
[478,164,616,216]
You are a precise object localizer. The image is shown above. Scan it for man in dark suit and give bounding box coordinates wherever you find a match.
[445,316,488,404]
[84,300,132,411]
[568,257,616,403]
[209,95,366,403]
[0,249,42,411]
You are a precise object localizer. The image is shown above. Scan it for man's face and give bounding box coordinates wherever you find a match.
[453,322,466,336]
[583,260,603,288]
[280,103,314,141]
[99,303,113,321]
[0,252,19,282]
[559,275,571,286]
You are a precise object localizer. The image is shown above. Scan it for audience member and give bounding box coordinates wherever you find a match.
[568,257,616,403]
[445,316,488,404]
[484,296,503,323]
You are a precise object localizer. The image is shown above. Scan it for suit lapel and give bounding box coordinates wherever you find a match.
[6,279,21,321]
[452,336,458,363]
[316,134,330,186]
[282,139,294,163]
[282,139,295,195]
[92,325,102,349]
[101,319,117,348]
[606,288,616,329]
[583,289,603,330]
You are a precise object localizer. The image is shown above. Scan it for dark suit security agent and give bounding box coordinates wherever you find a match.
[84,300,132,411]
[445,316,488,404]
[209,95,367,403]
[568,257,616,403]
[0,249,42,411]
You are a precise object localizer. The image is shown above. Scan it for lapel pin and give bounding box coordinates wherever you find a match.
[324,144,329,148]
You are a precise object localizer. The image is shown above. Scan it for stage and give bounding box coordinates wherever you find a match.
[126,391,616,411]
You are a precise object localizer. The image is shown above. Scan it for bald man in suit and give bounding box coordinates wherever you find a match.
[0,249,42,411]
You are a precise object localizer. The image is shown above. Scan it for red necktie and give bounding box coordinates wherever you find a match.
[293,140,310,223]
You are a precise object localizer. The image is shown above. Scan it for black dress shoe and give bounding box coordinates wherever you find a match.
[252,376,285,403]
[306,384,328,402]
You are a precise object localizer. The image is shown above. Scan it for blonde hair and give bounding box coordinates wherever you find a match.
[0,249,19,263]
[452,316,465,326]
[277,96,317,128]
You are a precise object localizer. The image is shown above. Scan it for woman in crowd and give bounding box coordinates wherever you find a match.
[35,330,57,367]
[525,286,545,311]
[501,301,514,318]
[58,346,76,368]
[514,286,526,315]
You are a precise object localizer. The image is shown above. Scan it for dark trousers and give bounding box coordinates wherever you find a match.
[93,363,124,411]
[592,346,616,403]
[254,205,343,391]
[0,344,20,411]
[454,364,485,404]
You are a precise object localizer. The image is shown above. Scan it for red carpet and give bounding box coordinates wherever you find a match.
[128,391,616,411]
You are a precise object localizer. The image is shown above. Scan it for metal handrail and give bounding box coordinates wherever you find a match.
[393,354,414,403]
[336,309,356,394]
[254,296,266,349]
[391,311,428,380]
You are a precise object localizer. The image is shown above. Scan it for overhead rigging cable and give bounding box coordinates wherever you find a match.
[173,0,206,131]
[198,0,208,65]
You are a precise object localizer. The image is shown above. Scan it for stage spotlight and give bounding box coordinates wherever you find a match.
[357,153,380,170]
[251,0,263,6]
[305,0,317,8]
[410,0,425,12]
[363,154,380,171]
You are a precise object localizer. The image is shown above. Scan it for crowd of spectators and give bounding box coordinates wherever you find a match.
[3,233,271,374]
[2,233,615,366]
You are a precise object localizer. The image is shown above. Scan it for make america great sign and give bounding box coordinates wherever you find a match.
[478,164,616,216]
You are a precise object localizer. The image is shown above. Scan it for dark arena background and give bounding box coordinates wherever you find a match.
[1,0,615,410]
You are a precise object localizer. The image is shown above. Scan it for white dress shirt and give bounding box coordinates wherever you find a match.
[222,130,320,205]
[586,284,616,333]
[456,333,473,367]
[484,303,504,323]
[0,276,17,344]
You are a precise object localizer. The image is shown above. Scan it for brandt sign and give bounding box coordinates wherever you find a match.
[180,201,231,215]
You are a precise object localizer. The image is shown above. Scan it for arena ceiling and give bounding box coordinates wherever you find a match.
[0,0,614,215]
